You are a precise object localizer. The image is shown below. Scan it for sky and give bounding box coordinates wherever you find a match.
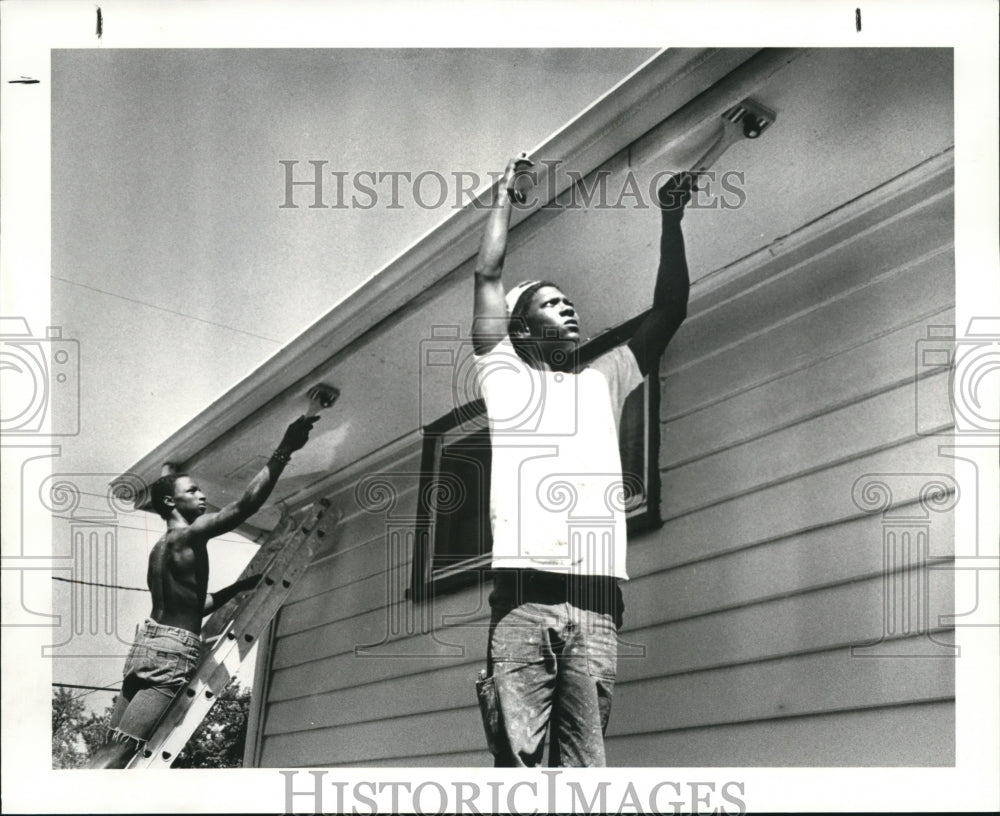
[43,47,657,711]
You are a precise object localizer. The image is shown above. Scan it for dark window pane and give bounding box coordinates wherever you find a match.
[618,382,647,515]
[431,428,492,571]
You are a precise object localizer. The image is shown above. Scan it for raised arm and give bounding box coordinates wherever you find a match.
[473,154,534,354]
[628,172,695,377]
[187,415,317,540]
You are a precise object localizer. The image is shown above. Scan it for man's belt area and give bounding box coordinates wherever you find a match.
[490,568,623,626]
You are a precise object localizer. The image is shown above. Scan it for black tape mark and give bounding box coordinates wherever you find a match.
[8,77,40,85]
[855,7,861,32]
[96,6,103,39]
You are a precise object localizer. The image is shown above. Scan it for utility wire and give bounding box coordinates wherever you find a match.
[51,275,283,344]
[51,575,256,594]
[51,514,260,546]
[52,576,148,592]
[53,680,123,702]
[53,682,121,693]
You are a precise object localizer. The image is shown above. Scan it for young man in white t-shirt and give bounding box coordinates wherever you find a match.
[472,154,693,766]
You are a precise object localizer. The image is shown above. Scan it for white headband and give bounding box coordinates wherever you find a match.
[504,280,543,315]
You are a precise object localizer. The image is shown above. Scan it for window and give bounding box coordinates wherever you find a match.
[411,313,661,599]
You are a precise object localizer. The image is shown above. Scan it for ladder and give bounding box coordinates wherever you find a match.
[127,498,333,769]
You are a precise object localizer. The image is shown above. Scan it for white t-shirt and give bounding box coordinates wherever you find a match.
[473,338,644,579]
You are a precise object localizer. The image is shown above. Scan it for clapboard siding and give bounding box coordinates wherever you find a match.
[270,502,953,678]
[294,471,422,569]
[293,489,419,597]
[330,749,492,768]
[253,104,955,766]
[606,700,954,767]
[688,148,953,315]
[266,562,952,706]
[261,706,478,767]
[267,660,482,735]
[309,699,956,767]
[663,306,954,465]
[611,631,956,734]
[662,374,952,518]
[650,434,953,568]
[666,193,952,363]
[621,570,953,678]
[264,625,953,740]
[624,509,953,626]
[661,244,953,421]
[268,603,484,702]
[278,559,408,636]
[260,631,954,767]
[270,571,491,672]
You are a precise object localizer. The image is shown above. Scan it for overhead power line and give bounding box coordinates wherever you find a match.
[51,275,283,344]
[51,514,259,546]
[52,682,122,693]
[52,576,148,592]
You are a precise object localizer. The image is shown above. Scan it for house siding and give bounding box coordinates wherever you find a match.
[247,48,956,767]
[250,156,955,766]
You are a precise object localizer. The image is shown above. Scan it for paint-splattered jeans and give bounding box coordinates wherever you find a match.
[482,570,622,767]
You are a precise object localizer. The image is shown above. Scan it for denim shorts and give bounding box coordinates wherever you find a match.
[107,620,202,745]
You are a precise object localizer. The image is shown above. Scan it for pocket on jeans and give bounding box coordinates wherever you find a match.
[475,673,501,756]
[586,650,617,682]
[130,647,183,687]
[150,649,184,680]
[584,620,618,681]
[166,645,200,680]
[490,612,546,664]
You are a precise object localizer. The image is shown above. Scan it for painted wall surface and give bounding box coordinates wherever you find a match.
[250,49,956,767]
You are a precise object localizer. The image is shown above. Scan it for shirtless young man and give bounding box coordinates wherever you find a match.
[472,155,693,766]
[86,414,317,769]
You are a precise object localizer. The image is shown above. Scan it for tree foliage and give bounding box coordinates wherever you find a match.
[173,679,251,768]
[51,678,251,769]
[52,688,111,769]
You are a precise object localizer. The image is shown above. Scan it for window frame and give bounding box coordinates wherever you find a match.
[410,311,662,601]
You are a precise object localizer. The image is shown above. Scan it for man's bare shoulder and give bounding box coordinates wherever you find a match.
[147,531,168,560]
[148,526,206,563]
